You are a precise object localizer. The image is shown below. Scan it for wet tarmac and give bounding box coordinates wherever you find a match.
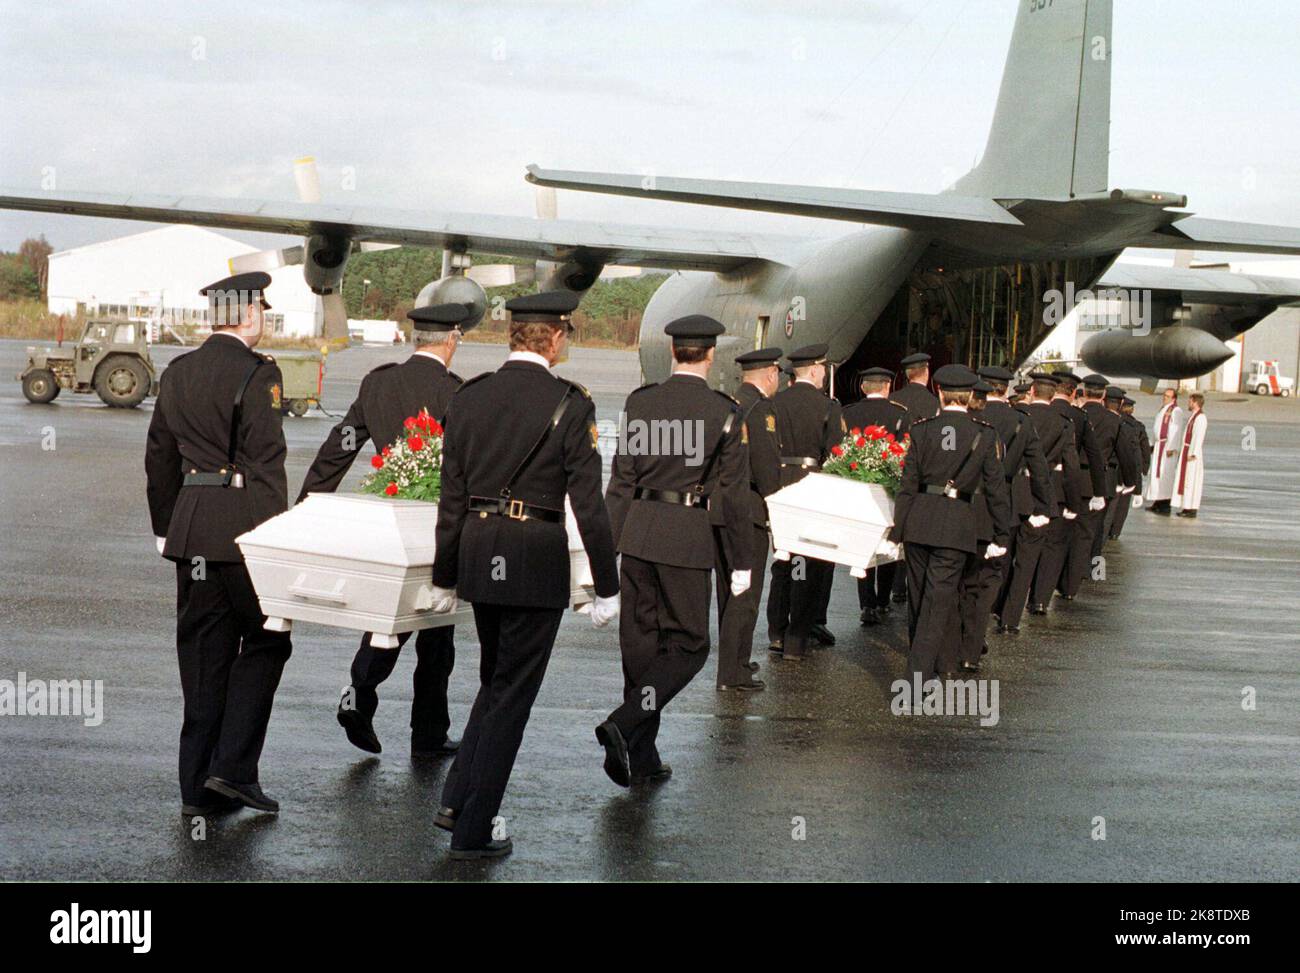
[1,337,1297,881]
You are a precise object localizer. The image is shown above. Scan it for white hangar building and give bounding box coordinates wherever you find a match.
[47,225,323,339]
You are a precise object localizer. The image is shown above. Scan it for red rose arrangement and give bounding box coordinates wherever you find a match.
[821,424,908,496]
[359,409,444,502]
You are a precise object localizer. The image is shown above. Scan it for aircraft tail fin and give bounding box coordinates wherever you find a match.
[958,0,1113,200]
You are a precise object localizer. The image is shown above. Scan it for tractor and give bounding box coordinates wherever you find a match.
[18,318,159,408]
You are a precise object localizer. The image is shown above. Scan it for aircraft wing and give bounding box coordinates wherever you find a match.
[1134,216,1300,257]
[525,165,1023,231]
[1098,262,1300,306]
[0,187,801,272]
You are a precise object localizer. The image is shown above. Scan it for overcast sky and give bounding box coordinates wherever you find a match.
[2,0,1298,253]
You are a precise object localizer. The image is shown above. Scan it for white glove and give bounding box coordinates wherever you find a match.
[429,585,457,614]
[155,536,166,555]
[590,594,620,628]
[1027,514,1050,529]
[875,539,901,561]
[1119,485,1135,495]
[1088,496,1106,512]
[1062,509,1077,521]
[730,570,752,597]
[984,544,1007,559]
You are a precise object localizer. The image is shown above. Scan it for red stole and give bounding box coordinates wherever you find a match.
[1155,406,1174,477]
[1176,410,1202,494]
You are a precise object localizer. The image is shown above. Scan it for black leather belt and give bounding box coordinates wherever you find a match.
[183,468,243,488]
[922,483,978,503]
[468,496,563,523]
[780,455,820,469]
[633,486,705,509]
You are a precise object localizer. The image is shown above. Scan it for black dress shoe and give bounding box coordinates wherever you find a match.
[433,806,458,832]
[595,720,631,787]
[746,661,760,673]
[203,777,279,813]
[1027,603,1047,616]
[891,592,907,604]
[718,679,766,692]
[449,838,512,860]
[767,640,784,654]
[859,606,880,626]
[1178,509,1198,518]
[181,794,243,817]
[1059,594,1075,602]
[810,624,836,646]
[959,662,981,674]
[412,736,461,758]
[337,707,381,754]
[630,763,673,785]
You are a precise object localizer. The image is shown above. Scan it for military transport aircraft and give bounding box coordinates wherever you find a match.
[5,0,1300,397]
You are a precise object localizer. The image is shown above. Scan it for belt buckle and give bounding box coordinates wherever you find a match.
[943,483,959,500]
[506,498,526,520]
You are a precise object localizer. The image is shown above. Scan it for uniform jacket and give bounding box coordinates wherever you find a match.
[146,334,288,563]
[890,381,940,426]
[842,395,912,441]
[770,381,846,488]
[888,408,1011,553]
[298,353,461,501]
[981,399,1052,520]
[708,380,781,530]
[1052,396,1107,498]
[1082,401,1139,497]
[431,359,619,609]
[607,373,749,572]
[1119,413,1148,494]
[1022,400,1082,515]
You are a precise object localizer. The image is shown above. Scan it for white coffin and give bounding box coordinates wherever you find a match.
[236,493,595,648]
[766,472,897,579]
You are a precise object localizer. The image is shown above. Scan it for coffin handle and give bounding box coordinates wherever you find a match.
[287,574,348,606]
[796,530,839,550]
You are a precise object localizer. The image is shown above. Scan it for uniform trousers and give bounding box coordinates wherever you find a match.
[958,543,1003,665]
[784,556,833,657]
[1035,516,1072,607]
[766,559,791,644]
[348,626,455,747]
[904,543,968,679]
[1109,491,1136,539]
[856,561,899,611]
[1063,506,1103,596]
[442,603,563,849]
[998,519,1048,629]
[608,554,711,775]
[1089,498,1115,562]
[174,561,292,805]
[713,523,768,686]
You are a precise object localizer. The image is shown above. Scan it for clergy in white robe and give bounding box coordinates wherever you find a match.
[1145,390,1185,512]
[1173,395,1207,516]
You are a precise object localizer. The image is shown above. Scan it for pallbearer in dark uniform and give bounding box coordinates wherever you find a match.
[968,367,1052,646]
[712,347,782,691]
[1052,372,1107,601]
[145,271,292,816]
[1013,373,1083,622]
[1110,396,1149,539]
[766,343,846,661]
[891,352,941,424]
[298,303,473,758]
[430,291,620,859]
[599,315,750,785]
[1082,377,1139,565]
[843,366,911,626]
[885,365,1010,683]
